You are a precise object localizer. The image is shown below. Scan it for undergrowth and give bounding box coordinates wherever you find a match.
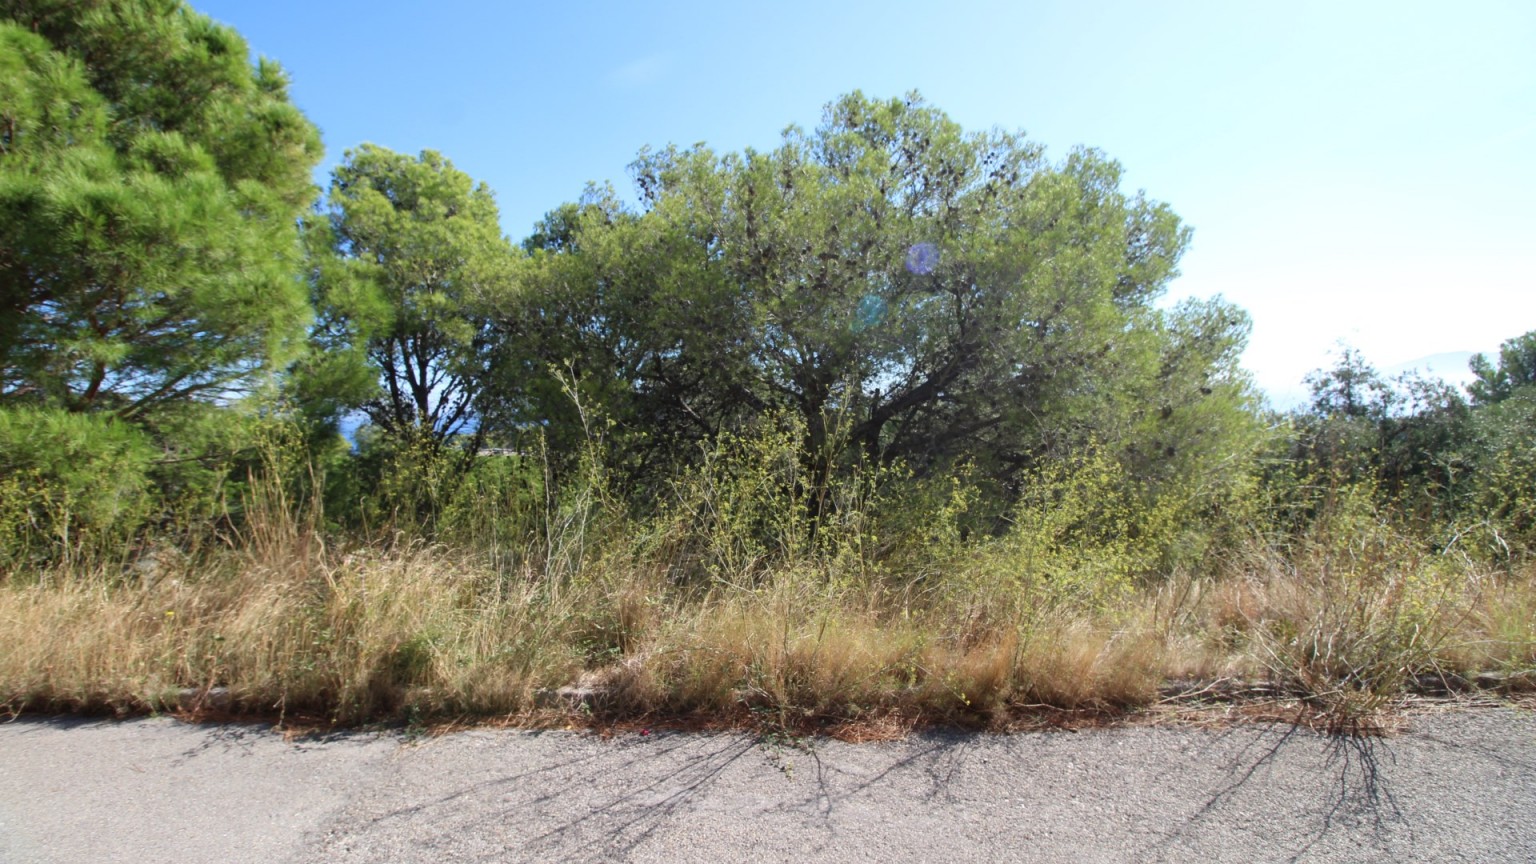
[2,421,1533,736]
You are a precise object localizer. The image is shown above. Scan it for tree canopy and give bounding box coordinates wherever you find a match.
[488,92,1258,497]
[1470,331,1536,406]
[0,0,322,417]
[308,145,518,447]
[4,4,1536,576]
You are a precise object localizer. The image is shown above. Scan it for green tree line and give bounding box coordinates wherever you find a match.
[2,0,1533,571]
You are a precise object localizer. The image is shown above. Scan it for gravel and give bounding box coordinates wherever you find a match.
[2,707,1532,863]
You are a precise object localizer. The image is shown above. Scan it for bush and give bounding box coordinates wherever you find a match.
[0,407,156,568]
[1465,388,1536,559]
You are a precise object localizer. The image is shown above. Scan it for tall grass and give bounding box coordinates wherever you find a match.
[2,423,1533,733]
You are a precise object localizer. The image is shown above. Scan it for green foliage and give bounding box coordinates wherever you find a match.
[1280,338,1536,562]
[1470,330,1536,406]
[643,410,977,592]
[658,417,815,586]
[0,400,338,572]
[345,430,463,535]
[2,4,1530,731]
[488,92,1261,506]
[1282,350,1476,530]
[332,428,542,548]
[961,449,1171,613]
[287,217,387,435]
[1462,330,1536,557]
[640,413,1199,617]
[0,1,321,415]
[0,407,155,567]
[434,451,544,550]
[309,145,518,446]
[1466,388,1536,557]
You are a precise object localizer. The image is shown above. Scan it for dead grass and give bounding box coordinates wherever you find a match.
[3,506,1533,736]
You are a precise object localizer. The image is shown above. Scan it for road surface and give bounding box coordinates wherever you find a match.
[1,707,1532,862]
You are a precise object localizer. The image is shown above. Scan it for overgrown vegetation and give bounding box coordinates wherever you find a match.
[2,1,1533,735]
[3,419,1533,733]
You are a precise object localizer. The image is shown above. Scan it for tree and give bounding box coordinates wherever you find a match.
[1463,329,1536,552]
[1287,350,1477,526]
[0,0,322,417]
[488,92,1258,500]
[1303,348,1395,421]
[311,145,517,450]
[1469,329,1536,406]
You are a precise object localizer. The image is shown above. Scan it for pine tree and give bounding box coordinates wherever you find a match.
[0,0,322,417]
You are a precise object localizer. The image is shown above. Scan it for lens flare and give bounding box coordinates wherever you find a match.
[905,243,939,275]
[853,294,887,332]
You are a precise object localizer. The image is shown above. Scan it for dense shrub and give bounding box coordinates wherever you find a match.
[0,408,155,567]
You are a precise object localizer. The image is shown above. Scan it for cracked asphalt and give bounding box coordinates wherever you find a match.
[1,707,1532,862]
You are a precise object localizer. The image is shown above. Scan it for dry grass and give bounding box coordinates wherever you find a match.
[5,539,1530,734]
[3,476,1534,735]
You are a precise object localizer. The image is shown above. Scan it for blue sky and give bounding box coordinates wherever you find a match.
[195,0,1535,405]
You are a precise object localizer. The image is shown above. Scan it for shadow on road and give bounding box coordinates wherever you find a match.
[517,734,760,862]
[1135,722,1407,863]
[341,731,762,863]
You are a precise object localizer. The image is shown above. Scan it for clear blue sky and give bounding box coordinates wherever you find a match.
[195,0,1535,405]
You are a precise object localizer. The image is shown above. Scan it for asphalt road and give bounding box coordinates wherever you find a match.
[1,708,1533,863]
